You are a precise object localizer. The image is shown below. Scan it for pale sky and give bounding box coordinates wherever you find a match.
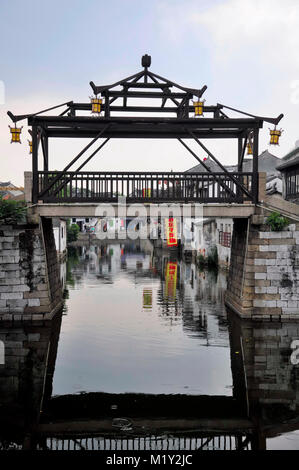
[1,0,299,185]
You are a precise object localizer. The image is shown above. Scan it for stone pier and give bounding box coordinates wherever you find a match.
[225,217,299,320]
[0,217,63,321]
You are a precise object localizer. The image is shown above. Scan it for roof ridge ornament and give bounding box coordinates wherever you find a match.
[142,54,151,68]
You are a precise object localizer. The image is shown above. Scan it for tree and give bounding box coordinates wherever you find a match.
[66,219,80,243]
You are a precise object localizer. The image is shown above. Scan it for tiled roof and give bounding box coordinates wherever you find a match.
[276,154,299,170]
[185,150,281,177]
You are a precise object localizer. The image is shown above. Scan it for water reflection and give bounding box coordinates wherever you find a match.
[56,241,231,396]
[0,240,299,450]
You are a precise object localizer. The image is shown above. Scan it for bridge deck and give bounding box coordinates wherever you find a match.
[33,203,256,218]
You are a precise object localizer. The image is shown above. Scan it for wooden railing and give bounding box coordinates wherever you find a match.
[37,171,255,204]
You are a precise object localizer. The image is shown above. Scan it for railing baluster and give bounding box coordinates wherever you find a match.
[36,171,254,204]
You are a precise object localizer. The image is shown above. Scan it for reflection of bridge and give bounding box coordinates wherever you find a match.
[0,250,298,451]
[2,296,299,450]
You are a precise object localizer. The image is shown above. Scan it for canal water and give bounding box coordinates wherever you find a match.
[1,238,299,450]
[54,240,232,397]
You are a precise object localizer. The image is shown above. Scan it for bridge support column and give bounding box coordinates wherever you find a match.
[0,216,63,321]
[225,216,299,320]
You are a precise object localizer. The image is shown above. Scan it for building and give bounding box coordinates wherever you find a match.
[265,174,283,196]
[0,181,24,201]
[276,141,299,204]
[71,217,98,232]
[192,217,232,269]
[185,150,283,267]
[53,218,67,260]
[185,149,282,179]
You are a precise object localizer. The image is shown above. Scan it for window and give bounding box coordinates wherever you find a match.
[72,218,76,223]
[285,168,299,199]
[219,231,231,248]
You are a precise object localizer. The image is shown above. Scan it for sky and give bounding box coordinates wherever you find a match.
[0,0,299,185]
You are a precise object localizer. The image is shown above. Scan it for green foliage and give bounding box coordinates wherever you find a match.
[48,172,72,198]
[266,211,289,232]
[0,196,26,225]
[67,219,80,243]
[66,247,80,287]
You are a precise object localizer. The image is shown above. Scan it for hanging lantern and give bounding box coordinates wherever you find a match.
[269,127,283,145]
[193,99,205,117]
[246,142,253,155]
[90,96,103,114]
[28,139,32,154]
[165,217,178,247]
[9,124,23,143]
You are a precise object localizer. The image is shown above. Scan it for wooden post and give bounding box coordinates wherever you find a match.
[43,134,48,172]
[32,125,38,204]
[253,128,259,204]
[237,137,243,201]
[238,137,243,172]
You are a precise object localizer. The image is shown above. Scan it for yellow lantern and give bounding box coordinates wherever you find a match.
[246,142,253,155]
[269,127,283,145]
[28,139,32,154]
[9,124,23,143]
[90,96,103,114]
[193,99,205,117]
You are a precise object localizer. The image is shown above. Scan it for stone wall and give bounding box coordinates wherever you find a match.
[0,314,62,442]
[226,217,299,320]
[228,313,299,433]
[235,316,299,407]
[0,218,63,321]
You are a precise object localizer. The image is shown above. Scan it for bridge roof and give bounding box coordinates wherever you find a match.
[8,55,283,140]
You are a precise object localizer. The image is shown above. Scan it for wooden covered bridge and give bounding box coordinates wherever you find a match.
[8,55,283,207]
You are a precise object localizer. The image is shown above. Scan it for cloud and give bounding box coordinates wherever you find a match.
[194,0,299,71]
[158,0,299,70]
[157,0,299,158]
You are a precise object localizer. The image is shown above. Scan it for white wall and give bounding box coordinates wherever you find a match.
[54,219,67,254]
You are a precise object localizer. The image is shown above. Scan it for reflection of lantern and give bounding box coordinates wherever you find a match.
[28,140,32,154]
[143,288,152,309]
[90,96,103,114]
[165,262,177,300]
[193,100,205,117]
[9,125,23,143]
[246,142,253,155]
[269,127,283,145]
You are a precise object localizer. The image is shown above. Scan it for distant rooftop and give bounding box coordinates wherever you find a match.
[276,141,299,171]
[185,150,282,177]
[0,181,24,200]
